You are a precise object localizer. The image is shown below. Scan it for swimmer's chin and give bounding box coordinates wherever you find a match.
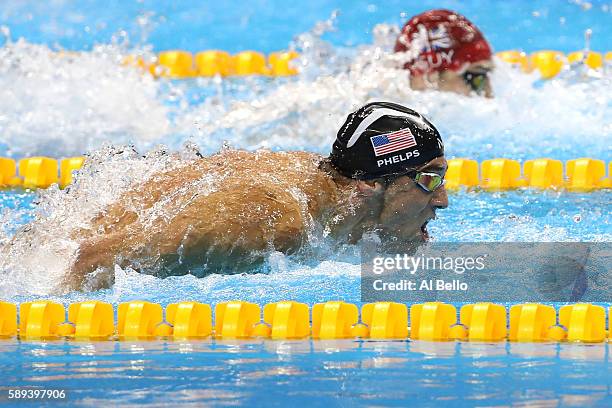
[379,222,431,245]
[376,232,430,255]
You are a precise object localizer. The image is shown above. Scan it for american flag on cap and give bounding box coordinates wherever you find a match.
[370,128,417,156]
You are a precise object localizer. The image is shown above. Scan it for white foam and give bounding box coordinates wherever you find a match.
[0,20,610,298]
[0,22,610,159]
[0,38,171,157]
[0,144,201,296]
[180,23,612,159]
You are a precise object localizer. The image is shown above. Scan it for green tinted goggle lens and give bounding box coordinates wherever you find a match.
[462,71,488,93]
[414,172,444,192]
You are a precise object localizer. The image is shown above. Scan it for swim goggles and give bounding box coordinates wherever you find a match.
[384,171,445,193]
[462,71,489,94]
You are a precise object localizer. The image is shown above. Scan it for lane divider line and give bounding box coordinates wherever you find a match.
[119,49,612,79]
[0,300,609,342]
[1,157,609,191]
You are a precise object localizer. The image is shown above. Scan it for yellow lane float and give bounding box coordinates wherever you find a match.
[509,303,557,342]
[0,301,17,337]
[566,158,607,191]
[446,157,611,191]
[523,158,564,189]
[157,50,197,78]
[497,49,610,78]
[233,51,270,76]
[312,301,359,339]
[195,50,233,77]
[19,157,58,189]
[59,157,86,188]
[67,301,115,338]
[125,48,612,79]
[525,50,566,79]
[166,301,213,338]
[263,301,310,339]
[567,51,603,69]
[460,302,507,341]
[1,156,610,191]
[268,51,299,76]
[559,303,606,343]
[444,158,479,190]
[361,302,408,339]
[215,301,261,338]
[84,48,612,79]
[410,302,457,341]
[19,301,65,338]
[137,49,299,77]
[495,50,531,72]
[1,300,611,342]
[0,158,21,187]
[117,301,164,338]
[480,158,525,190]
[1,157,86,189]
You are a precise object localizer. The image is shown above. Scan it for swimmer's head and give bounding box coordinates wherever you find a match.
[394,9,493,97]
[330,101,444,180]
[327,102,448,244]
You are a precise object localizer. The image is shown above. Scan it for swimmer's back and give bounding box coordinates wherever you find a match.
[177,149,337,253]
[72,150,338,285]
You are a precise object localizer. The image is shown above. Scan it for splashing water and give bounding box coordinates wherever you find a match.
[181,23,612,160]
[0,37,171,157]
[0,143,203,296]
[0,20,610,158]
[0,144,609,299]
[0,17,610,299]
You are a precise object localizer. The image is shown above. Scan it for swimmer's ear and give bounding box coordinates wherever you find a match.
[356,179,385,196]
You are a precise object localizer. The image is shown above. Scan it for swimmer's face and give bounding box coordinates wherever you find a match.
[378,156,448,243]
[410,61,493,98]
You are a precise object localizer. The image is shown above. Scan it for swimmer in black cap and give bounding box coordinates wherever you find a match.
[322,101,448,244]
[64,102,448,290]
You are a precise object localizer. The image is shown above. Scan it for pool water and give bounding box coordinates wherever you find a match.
[1,189,610,304]
[0,0,611,406]
[2,340,610,407]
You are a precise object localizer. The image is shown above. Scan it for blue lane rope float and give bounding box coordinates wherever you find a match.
[1,157,610,191]
[0,300,609,342]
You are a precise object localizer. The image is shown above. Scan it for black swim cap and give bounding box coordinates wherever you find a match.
[330,102,444,179]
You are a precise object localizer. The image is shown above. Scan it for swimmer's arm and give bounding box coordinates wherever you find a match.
[66,232,128,290]
[326,181,384,243]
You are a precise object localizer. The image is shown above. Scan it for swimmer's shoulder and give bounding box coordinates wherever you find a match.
[187,149,334,195]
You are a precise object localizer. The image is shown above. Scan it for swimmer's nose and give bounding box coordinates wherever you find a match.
[430,185,449,209]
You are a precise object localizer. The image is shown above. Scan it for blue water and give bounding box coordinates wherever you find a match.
[2,0,611,53]
[1,340,610,407]
[1,189,610,306]
[0,0,611,406]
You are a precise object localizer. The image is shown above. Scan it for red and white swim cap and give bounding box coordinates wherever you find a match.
[394,9,492,76]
